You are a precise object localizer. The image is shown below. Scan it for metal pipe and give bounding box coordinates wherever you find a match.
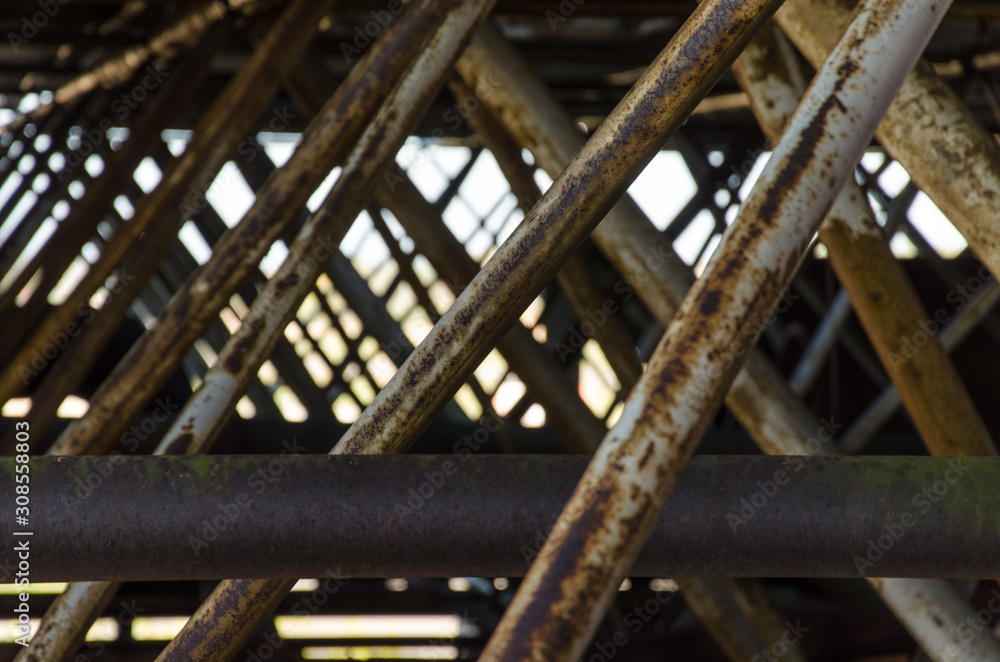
[480,2,956,660]
[454,23,830,458]
[374,172,605,454]
[731,22,996,458]
[453,21,998,660]
[333,0,788,460]
[446,74,792,660]
[154,1,504,660]
[3,455,999,582]
[775,0,1000,283]
[37,0,441,458]
[0,1,229,137]
[446,76,643,395]
[841,279,1000,453]
[0,0,335,411]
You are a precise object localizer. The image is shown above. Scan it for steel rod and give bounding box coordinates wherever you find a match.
[2,455,998,582]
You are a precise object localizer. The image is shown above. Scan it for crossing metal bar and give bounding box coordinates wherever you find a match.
[446,65,795,662]
[37,0,445,457]
[446,76,644,394]
[3,455,999,581]
[375,172,606,453]
[1,1,229,136]
[152,1,507,660]
[479,2,963,660]
[452,19,1000,662]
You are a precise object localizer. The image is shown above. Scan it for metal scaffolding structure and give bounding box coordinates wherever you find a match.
[0,0,999,660]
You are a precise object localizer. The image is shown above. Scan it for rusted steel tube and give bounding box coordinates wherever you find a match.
[673,578,782,662]
[12,581,119,662]
[732,23,996,458]
[374,173,605,453]
[37,0,447,458]
[480,2,954,660]
[4,455,1000,582]
[444,77,789,661]
[150,0,501,460]
[454,24,827,457]
[775,0,1000,282]
[447,76,643,394]
[841,279,1000,454]
[154,1,503,659]
[333,0,788,461]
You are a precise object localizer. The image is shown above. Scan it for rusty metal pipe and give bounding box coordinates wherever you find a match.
[775,0,1000,283]
[151,0,501,461]
[732,22,996,458]
[374,173,605,454]
[0,18,228,344]
[442,76,792,662]
[3,455,999,582]
[0,1,229,137]
[480,2,956,660]
[841,279,1000,453]
[152,1,504,659]
[446,76,644,394]
[454,23,828,458]
[36,0,451,458]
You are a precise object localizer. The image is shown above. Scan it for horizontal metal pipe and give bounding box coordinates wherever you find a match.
[2,455,997,581]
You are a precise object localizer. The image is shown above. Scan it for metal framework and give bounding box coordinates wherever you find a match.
[1,0,999,660]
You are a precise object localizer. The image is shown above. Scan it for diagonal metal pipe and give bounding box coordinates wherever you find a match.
[775,0,1000,283]
[454,22,830,458]
[155,1,793,659]
[731,23,996,458]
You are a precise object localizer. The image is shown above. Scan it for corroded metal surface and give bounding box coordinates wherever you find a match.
[0,18,227,348]
[152,0,502,459]
[153,1,502,659]
[13,581,119,662]
[5,455,1000,581]
[375,173,604,454]
[0,0,334,408]
[842,280,1000,453]
[479,2,954,659]
[0,1,228,137]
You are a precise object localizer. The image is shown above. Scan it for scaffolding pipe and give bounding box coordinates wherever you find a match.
[454,18,999,662]
[2,455,999,582]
